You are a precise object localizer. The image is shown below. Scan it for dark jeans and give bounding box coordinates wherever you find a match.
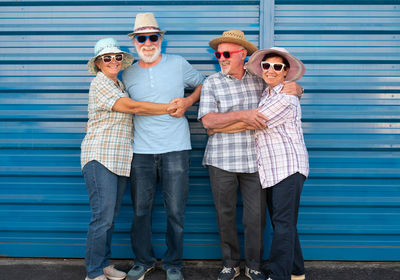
[267,172,306,280]
[130,151,189,270]
[82,160,127,278]
[208,165,267,270]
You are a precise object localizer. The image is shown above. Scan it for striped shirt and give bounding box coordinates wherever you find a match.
[81,71,134,177]
[255,83,309,188]
[198,71,264,173]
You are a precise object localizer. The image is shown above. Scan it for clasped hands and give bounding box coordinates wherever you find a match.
[167,97,192,118]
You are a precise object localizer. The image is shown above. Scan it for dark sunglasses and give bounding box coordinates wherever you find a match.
[135,34,161,44]
[260,61,286,72]
[100,54,124,63]
[214,49,243,59]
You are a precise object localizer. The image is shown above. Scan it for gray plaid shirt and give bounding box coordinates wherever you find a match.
[198,71,265,173]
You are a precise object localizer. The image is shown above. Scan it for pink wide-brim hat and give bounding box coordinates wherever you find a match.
[246,47,305,81]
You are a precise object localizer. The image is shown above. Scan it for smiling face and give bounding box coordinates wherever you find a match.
[262,55,289,88]
[217,43,247,79]
[134,32,162,65]
[95,53,123,81]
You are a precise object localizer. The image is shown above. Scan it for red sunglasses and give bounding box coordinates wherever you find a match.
[214,49,244,59]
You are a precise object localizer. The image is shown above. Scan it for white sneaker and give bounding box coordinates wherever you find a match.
[103,265,127,280]
[85,275,108,280]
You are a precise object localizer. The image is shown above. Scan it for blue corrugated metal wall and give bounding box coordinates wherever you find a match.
[268,0,400,260]
[0,0,262,259]
[0,0,399,261]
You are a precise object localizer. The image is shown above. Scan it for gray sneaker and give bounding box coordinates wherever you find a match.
[218,266,240,280]
[166,267,184,280]
[126,264,154,280]
[103,265,126,280]
[85,275,107,280]
[245,266,266,280]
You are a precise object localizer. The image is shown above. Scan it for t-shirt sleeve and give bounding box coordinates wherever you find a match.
[181,56,205,88]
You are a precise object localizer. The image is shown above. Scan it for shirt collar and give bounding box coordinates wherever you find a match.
[264,83,284,97]
[220,68,251,80]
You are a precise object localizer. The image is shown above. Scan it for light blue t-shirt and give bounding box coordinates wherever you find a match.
[122,54,205,154]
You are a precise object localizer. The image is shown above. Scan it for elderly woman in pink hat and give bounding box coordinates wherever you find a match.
[211,47,308,280]
[82,37,176,280]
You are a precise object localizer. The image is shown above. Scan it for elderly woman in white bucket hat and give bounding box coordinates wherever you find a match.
[81,37,176,280]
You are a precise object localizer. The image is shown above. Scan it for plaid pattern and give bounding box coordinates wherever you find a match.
[81,72,133,177]
[255,84,309,188]
[198,71,264,173]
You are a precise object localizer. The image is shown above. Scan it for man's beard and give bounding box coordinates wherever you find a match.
[136,45,161,63]
[220,61,231,75]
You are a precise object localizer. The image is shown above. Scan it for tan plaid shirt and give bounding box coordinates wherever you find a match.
[81,71,133,177]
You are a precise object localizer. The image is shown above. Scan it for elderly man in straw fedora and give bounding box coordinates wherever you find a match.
[198,30,303,280]
[122,13,205,280]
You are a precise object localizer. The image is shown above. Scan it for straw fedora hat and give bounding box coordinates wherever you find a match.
[128,13,166,38]
[87,38,134,75]
[246,47,305,82]
[209,30,258,56]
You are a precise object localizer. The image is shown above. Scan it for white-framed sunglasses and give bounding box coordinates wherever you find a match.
[99,54,124,63]
[261,61,286,72]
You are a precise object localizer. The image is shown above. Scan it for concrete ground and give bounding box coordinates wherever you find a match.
[0,258,399,280]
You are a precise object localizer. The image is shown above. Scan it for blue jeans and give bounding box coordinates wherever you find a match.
[130,150,189,270]
[82,160,128,278]
[267,172,306,280]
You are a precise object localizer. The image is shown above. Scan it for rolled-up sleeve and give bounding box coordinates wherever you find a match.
[198,78,218,120]
[92,79,127,111]
[259,94,297,128]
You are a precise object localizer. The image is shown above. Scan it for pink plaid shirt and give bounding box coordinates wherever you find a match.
[255,84,309,188]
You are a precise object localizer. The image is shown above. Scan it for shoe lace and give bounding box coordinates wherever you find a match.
[221,267,233,274]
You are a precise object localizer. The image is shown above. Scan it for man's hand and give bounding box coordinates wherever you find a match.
[167,103,178,116]
[281,81,304,98]
[207,129,215,136]
[169,97,191,118]
[240,108,268,129]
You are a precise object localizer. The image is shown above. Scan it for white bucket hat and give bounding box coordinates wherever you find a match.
[87,37,134,75]
[246,47,305,81]
[128,13,166,38]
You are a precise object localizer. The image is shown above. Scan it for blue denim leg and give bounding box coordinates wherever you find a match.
[130,153,158,269]
[83,160,128,279]
[160,150,189,270]
[267,173,305,280]
[130,151,189,271]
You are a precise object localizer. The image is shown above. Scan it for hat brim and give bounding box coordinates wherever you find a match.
[209,37,258,56]
[87,50,134,75]
[128,29,166,38]
[246,49,305,81]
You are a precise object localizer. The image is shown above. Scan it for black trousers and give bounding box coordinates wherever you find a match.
[267,172,306,280]
[208,165,267,270]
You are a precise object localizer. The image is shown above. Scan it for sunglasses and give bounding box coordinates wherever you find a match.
[260,61,286,72]
[135,34,161,44]
[99,54,124,63]
[214,49,244,59]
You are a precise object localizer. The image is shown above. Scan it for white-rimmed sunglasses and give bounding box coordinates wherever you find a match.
[261,61,286,72]
[99,54,124,63]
